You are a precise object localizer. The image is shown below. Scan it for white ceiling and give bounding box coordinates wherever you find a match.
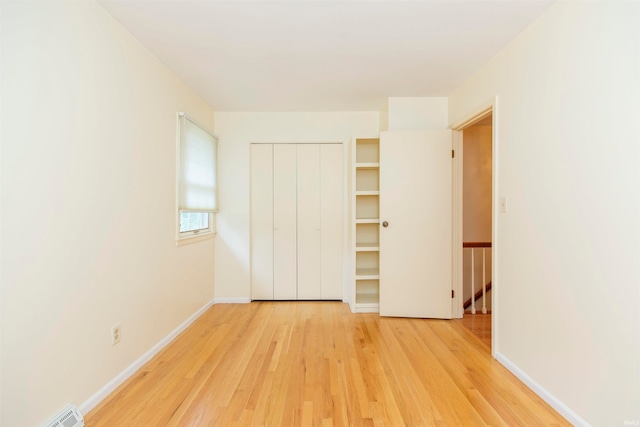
[98,0,554,111]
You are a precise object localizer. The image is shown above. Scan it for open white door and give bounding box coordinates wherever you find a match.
[379,130,452,318]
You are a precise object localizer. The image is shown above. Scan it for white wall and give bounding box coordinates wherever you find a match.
[449,2,639,425]
[379,99,389,132]
[1,2,215,425]
[214,112,379,301]
[462,125,492,308]
[463,125,492,243]
[387,97,448,131]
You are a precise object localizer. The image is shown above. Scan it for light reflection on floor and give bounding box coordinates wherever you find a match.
[457,313,491,347]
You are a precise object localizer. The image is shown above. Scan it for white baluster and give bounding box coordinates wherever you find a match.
[470,248,476,314]
[481,248,487,314]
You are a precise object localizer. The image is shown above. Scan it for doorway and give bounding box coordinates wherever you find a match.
[460,115,493,346]
[451,102,497,355]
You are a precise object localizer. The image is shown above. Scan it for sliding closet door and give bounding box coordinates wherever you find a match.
[250,144,274,299]
[251,143,343,301]
[320,144,344,299]
[297,144,321,299]
[273,144,298,300]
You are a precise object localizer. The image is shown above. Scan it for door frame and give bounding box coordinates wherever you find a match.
[450,96,499,357]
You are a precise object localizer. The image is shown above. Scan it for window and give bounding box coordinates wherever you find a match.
[179,212,209,233]
[177,112,218,242]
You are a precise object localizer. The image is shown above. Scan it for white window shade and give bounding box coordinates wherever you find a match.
[178,114,218,212]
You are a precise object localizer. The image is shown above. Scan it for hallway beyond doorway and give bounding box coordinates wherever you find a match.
[457,313,492,347]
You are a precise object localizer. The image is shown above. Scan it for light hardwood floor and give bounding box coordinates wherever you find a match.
[85,302,568,426]
[457,313,492,347]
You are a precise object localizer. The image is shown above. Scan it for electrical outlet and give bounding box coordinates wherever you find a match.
[112,324,121,345]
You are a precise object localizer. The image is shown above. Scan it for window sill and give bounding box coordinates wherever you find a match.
[176,231,216,247]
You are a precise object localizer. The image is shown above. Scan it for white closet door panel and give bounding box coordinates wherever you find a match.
[320,144,343,300]
[273,144,298,300]
[379,130,452,319]
[250,144,274,300]
[297,144,321,299]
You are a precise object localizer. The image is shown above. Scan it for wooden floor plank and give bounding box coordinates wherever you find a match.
[85,302,569,427]
[457,313,492,347]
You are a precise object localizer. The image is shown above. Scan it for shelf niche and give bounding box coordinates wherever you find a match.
[355,251,379,277]
[355,223,379,246]
[356,280,379,304]
[355,139,380,164]
[352,137,380,313]
[355,195,379,220]
[355,168,379,192]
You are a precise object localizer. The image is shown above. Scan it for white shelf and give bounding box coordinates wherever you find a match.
[355,304,379,313]
[355,162,380,169]
[355,190,380,196]
[355,268,379,280]
[356,292,380,305]
[355,218,380,224]
[355,302,380,313]
[355,243,379,252]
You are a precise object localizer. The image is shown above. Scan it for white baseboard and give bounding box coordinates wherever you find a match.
[213,297,251,304]
[354,303,380,313]
[495,352,589,427]
[79,299,215,416]
[347,301,356,313]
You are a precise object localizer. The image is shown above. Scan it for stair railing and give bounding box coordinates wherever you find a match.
[463,242,492,314]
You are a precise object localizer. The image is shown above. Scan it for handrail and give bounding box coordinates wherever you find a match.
[463,241,491,248]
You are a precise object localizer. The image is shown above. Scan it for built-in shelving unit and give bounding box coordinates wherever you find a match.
[352,138,380,313]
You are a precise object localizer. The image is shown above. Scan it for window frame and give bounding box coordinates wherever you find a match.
[175,112,218,246]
